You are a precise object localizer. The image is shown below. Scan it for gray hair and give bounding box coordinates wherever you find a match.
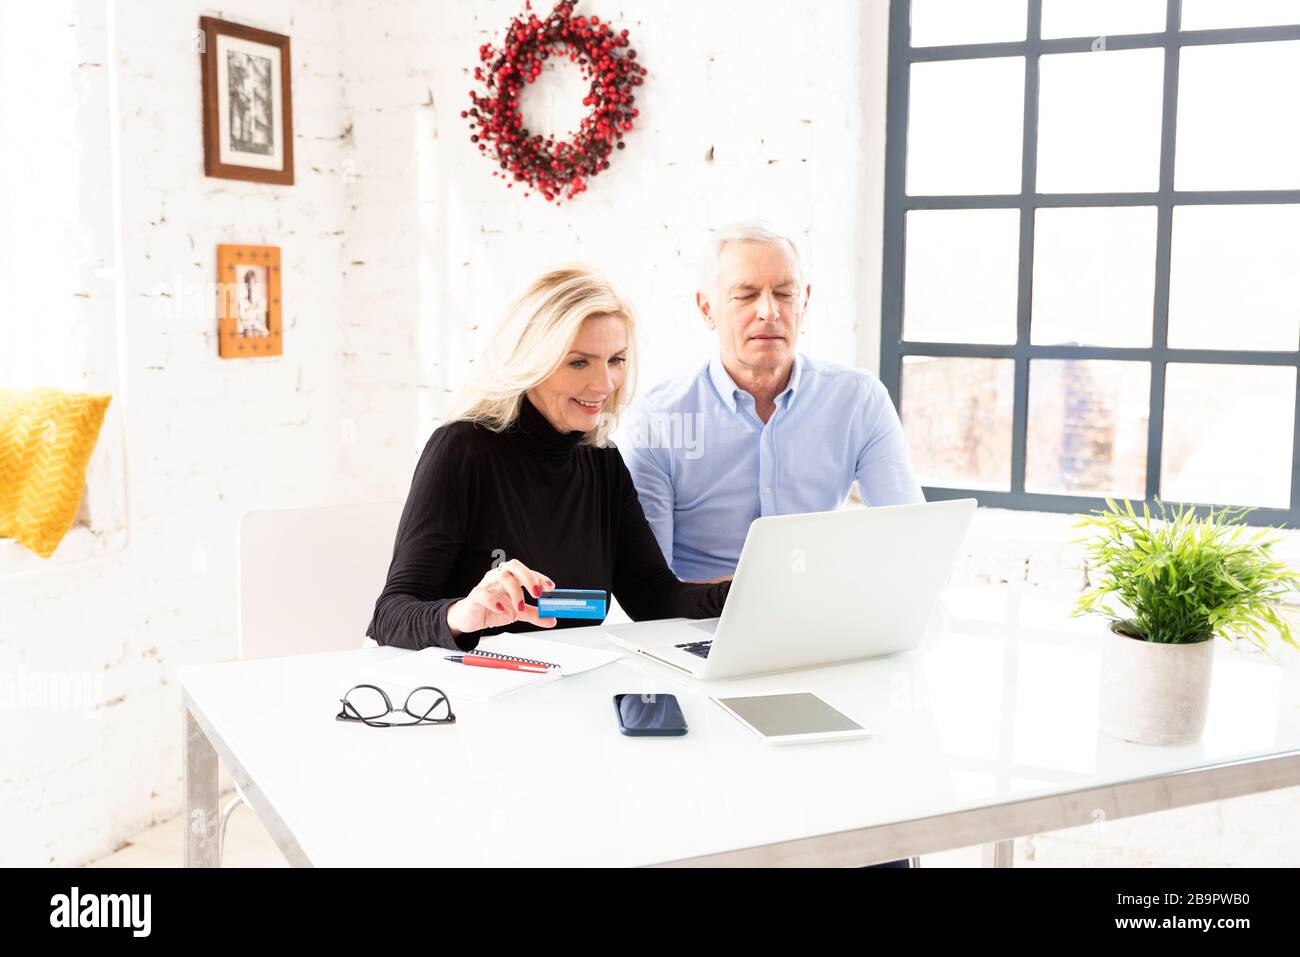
[697,221,808,293]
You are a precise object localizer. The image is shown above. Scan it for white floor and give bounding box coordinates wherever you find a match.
[85,785,1300,867]
[86,798,289,868]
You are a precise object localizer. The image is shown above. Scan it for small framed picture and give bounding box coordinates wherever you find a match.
[217,245,282,358]
[199,17,294,185]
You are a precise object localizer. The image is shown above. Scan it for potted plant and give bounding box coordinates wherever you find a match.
[1073,499,1300,746]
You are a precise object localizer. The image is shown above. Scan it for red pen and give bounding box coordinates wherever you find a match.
[445,654,552,674]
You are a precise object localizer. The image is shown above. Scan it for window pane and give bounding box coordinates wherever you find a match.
[902,357,1015,490]
[1031,206,1157,347]
[1040,0,1166,39]
[1161,364,1296,508]
[911,0,1028,46]
[1168,205,1300,351]
[907,57,1025,195]
[904,209,1020,344]
[1176,41,1300,190]
[1025,360,1150,497]
[1181,0,1300,30]
[1036,48,1164,193]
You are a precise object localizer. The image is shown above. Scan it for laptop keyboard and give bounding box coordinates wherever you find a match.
[674,640,713,659]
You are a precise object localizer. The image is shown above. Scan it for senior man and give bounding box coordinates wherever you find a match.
[622,222,925,585]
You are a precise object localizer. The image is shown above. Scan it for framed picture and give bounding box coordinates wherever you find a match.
[217,245,282,358]
[199,17,294,185]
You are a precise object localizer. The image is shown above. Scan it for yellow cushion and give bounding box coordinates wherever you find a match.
[0,388,112,558]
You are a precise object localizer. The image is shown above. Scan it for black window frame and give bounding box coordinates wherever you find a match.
[880,0,1300,525]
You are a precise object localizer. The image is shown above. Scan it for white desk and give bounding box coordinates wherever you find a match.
[176,587,1300,867]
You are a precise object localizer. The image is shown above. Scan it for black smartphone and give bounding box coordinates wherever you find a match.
[613,693,688,736]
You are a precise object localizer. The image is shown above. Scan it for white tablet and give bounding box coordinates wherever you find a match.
[711,692,874,746]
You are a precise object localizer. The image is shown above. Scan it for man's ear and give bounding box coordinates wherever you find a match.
[696,290,714,329]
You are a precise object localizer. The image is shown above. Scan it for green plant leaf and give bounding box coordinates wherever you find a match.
[1070,502,1300,648]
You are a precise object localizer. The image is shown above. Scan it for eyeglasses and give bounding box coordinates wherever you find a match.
[336,684,456,728]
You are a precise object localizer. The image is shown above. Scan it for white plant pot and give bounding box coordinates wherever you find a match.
[1099,624,1216,746]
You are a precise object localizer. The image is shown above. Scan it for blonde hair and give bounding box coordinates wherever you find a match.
[446,264,637,446]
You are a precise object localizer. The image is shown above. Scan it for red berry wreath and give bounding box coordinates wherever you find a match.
[463,0,646,203]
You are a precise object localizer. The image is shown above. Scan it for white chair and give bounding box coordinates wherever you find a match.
[237,502,404,659]
[222,501,404,863]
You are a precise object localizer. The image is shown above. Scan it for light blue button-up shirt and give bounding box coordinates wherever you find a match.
[620,352,925,581]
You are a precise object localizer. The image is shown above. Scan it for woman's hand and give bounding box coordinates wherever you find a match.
[446,559,559,636]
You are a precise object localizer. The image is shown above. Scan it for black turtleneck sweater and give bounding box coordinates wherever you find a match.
[366,396,731,651]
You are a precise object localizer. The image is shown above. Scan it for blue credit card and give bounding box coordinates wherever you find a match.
[537,589,607,620]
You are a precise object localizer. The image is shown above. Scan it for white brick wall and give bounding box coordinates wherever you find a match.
[2,0,1297,867]
[336,0,881,474]
[0,0,354,866]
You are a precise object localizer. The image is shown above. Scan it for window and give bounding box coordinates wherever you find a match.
[881,0,1300,523]
[0,1,126,569]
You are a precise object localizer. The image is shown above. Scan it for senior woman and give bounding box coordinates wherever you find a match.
[366,265,729,650]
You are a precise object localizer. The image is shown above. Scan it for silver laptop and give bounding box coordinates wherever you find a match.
[601,498,976,680]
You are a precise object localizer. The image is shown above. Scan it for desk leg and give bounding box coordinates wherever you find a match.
[983,839,1015,868]
[184,705,220,868]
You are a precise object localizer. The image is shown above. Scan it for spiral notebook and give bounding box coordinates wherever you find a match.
[361,634,623,702]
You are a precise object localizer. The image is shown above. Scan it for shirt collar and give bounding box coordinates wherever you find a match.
[707,354,743,412]
[707,353,804,413]
[781,352,804,407]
